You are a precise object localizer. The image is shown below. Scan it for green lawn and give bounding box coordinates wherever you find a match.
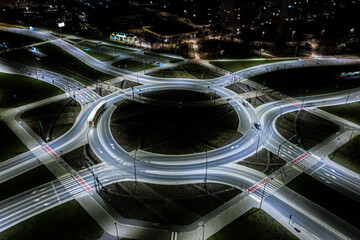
[287,173,360,229]
[112,58,158,72]
[81,49,118,61]
[0,165,56,201]
[250,65,360,97]
[0,200,104,240]
[209,208,298,240]
[330,136,360,174]
[0,30,42,49]
[209,59,295,72]
[0,73,63,108]
[144,52,183,63]
[146,63,222,79]
[320,102,360,124]
[1,43,113,85]
[102,40,137,52]
[0,121,28,162]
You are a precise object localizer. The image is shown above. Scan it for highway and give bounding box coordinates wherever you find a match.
[0,25,360,239]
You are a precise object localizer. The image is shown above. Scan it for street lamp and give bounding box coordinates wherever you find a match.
[134,148,138,185]
[114,222,119,240]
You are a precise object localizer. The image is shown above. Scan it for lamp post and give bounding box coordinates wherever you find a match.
[134,148,138,185]
[114,222,119,240]
[346,89,352,104]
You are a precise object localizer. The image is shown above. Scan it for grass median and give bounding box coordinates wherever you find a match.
[111,58,158,72]
[209,208,298,240]
[0,72,63,108]
[0,200,104,240]
[1,43,113,85]
[0,121,28,163]
[320,102,360,124]
[329,135,360,174]
[0,30,42,48]
[210,59,295,72]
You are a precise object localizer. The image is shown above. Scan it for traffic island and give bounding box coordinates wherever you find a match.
[99,181,241,225]
[111,58,158,72]
[329,136,360,174]
[62,144,102,171]
[320,101,360,125]
[237,149,287,175]
[275,110,339,150]
[21,98,81,142]
[110,90,242,154]
[208,208,298,240]
[146,63,222,79]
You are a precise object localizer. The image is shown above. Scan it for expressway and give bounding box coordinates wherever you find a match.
[1,25,360,239]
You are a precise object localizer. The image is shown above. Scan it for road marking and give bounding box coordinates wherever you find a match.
[290,153,309,164]
[285,99,303,109]
[43,145,58,158]
[73,172,92,191]
[75,89,92,95]
[291,165,303,172]
[247,176,271,193]
[249,194,261,203]
[274,177,284,185]
[51,182,61,202]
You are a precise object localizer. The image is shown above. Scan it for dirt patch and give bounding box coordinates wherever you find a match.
[276,110,339,150]
[62,144,102,171]
[237,149,287,175]
[21,98,81,142]
[99,181,241,225]
[110,90,242,154]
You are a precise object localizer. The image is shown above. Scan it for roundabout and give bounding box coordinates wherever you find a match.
[1,25,360,240]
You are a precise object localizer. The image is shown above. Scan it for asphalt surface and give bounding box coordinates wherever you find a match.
[1,26,360,239]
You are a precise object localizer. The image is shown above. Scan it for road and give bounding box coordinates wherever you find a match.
[0,25,360,239]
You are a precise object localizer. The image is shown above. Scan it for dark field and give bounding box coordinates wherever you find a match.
[276,110,339,150]
[99,181,241,225]
[287,173,360,230]
[110,90,242,154]
[21,98,81,142]
[250,65,360,97]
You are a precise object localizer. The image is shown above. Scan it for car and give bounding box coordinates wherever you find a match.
[242,102,249,107]
[254,122,262,130]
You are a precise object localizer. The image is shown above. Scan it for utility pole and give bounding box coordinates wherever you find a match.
[131,87,135,101]
[115,222,119,240]
[134,148,138,185]
[346,89,352,104]
[259,182,266,209]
